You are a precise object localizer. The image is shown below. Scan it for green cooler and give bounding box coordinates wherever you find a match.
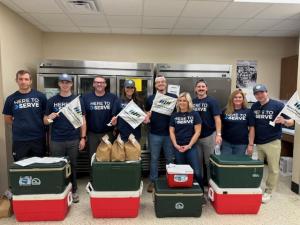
[154,178,203,218]
[9,160,71,195]
[91,159,141,191]
[209,154,264,188]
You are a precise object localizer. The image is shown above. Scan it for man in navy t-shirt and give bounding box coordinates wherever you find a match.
[193,79,222,182]
[44,74,87,203]
[145,76,176,193]
[82,76,119,158]
[2,70,47,161]
[251,84,294,203]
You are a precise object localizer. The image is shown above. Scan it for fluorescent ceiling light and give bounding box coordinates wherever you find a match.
[234,0,300,3]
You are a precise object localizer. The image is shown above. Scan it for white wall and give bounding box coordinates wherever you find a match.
[0,3,43,192]
[43,33,298,97]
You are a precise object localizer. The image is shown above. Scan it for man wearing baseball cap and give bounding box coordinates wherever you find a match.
[251,84,294,203]
[44,73,87,203]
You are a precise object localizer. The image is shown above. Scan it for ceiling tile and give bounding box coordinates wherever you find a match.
[69,14,108,27]
[201,29,233,36]
[1,0,24,12]
[255,4,300,19]
[144,0,187,17]
[11,0,62,13]
[107,16,142,27]
[230,29,261,36]
[241,18,281,30]
[143,17,177,29]
[174,17,212,29]
[257,29,299,37]
[30,13,74,26]
[206,18,247,30]
[218,2,269,19]
[172,29,202,35]
[47,25,80,32]
[269,19,300,31]
[79,27,111,33]
[181,1,229,18]
[111,27,141,34]
[101,0,142,15]
[142,28,171,35]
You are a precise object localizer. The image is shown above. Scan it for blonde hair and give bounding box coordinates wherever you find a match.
[176,92,194,112]
[225,89,248,114]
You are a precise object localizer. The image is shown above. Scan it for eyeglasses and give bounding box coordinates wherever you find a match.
[94,81,105,84]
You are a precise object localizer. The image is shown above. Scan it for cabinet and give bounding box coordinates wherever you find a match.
[280,55,298,100]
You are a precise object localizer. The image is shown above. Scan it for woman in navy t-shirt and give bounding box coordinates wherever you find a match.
[116,79,145,142]
[169,92,204,189]
[221,89,255,155]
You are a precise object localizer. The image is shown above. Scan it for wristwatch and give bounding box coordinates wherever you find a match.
[80,136,87,140]
[216,133,222,136]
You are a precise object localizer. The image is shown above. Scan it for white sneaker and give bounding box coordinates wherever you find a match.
[72,192,79,203]
[262,192,272,203]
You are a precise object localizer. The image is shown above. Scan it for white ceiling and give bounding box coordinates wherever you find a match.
[1,0,300,37]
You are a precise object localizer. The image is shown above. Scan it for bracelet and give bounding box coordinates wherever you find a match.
[80,136,87,140]
[216,133,222,136]
[248,144,254,146]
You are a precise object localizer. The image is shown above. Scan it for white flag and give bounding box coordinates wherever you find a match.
[278,91,300,124]
[151,92,177,116]
[60,96,83,129]
[118,100,146,129]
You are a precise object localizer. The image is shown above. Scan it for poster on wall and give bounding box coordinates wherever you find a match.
[236,60,257,102]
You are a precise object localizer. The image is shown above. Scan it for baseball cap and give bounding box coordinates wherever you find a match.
[124,79,135,88]
[59,73,72,82]
[253,84,267,94]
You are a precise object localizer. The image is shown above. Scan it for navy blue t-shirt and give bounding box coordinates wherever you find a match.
[45,94,85,142]
[170,111,202,145]
[117,98,142,142]
[251,99,285,144]
[221,108,255,145]
[193,96,221,138]
[83,92,119,133]
[2,89,47,141]
[146,92,177,136]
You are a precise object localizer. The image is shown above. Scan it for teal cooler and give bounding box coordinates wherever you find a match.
[9,160,71,195]
[209,154,264,188]
[154,178,203,218]
[91,159,141,191]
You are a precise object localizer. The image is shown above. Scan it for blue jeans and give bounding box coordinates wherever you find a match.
[149,133,174,182]
[174,145,204,190]
[221,140,247,155]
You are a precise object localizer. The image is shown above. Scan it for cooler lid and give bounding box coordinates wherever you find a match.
[87,182,143,198]
[13,183,72,200]
[210,154,264,166]
[166,164,193,174]
[154,178,203,195]
[10,157,69,170]
[209,179,262,194]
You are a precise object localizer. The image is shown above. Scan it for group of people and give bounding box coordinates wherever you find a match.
[2,70,294,204]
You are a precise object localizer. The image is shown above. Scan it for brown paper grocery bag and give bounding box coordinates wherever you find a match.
[0,195,12,218]
[111,135,125,162]
[96,135,112,162]
[124,134,141,161]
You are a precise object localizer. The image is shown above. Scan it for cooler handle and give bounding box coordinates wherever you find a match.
[67,191,73,206]
[65,164,71,178]
[91,153,96,166]
[85,182,94,193]
[139,181,143,196]
[208,187,214,202]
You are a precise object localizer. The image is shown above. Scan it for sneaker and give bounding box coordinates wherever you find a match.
[72,192,80,203]
[147,182,154,193]
[262,192,272,204]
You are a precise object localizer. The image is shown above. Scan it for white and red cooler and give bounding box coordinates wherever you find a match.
[86,182,143,218]
[166,164,194,188]
[208,179,262,214]
[13,183,72,222]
